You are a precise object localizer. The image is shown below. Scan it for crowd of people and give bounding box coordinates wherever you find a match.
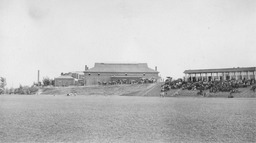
[98,78,157,85]
[162,77,256,95]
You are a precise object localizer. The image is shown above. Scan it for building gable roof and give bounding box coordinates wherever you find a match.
[184,67,256,74]
[85,63,158,73]
[70,71,84,75]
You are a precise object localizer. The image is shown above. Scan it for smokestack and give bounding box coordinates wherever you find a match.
[155,66,157,71]
[37,70,40,84]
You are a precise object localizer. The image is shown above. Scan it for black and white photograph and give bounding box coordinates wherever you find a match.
[1,0,256,142]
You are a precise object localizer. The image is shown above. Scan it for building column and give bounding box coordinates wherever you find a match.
[248,71,250,80]
[241,71,245,80]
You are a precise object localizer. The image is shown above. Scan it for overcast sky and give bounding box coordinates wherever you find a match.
[1,0,256,88]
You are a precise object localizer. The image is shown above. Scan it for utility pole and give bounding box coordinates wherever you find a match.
[38,70,40,85]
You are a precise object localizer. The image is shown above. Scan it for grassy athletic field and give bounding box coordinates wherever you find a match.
[0,95,256,142]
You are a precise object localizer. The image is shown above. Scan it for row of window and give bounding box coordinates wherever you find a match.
[186,71,256,76]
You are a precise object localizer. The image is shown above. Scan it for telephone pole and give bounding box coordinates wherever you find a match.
[38,70,40,85]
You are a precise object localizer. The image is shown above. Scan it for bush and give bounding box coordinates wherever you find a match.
[13,85,39,95]
[251,85,256,92]
[43,77,54,86]
[29,86,39,94]
[228,95,234,98]
[0,88,4,94]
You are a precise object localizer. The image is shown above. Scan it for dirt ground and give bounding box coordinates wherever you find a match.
[1,95,256,142]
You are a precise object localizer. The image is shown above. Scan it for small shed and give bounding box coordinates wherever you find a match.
[54,75,75,87]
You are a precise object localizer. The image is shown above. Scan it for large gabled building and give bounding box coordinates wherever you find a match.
[184,67,256,82]
[84,63,160,85]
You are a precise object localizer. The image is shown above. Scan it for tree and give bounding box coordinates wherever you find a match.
[42,77,51,86]
[14,84,23,94]
[0,77,6,94]
[0,77,6,88]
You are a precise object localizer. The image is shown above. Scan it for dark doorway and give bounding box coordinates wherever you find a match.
[192,77,196,82]
[208,76,212,81]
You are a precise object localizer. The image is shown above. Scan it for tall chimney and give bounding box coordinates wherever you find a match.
[155,66,157,71]
[37,70,40,84]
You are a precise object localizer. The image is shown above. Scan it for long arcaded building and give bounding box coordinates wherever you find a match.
[184,67,256,82]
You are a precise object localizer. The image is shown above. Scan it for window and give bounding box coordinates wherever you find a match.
[143,73,145,76]
[125,73,127,76]
[88,73,91,76]
[98,73,100,76]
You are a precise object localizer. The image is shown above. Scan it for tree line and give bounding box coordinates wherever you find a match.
[0,77,55,95]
